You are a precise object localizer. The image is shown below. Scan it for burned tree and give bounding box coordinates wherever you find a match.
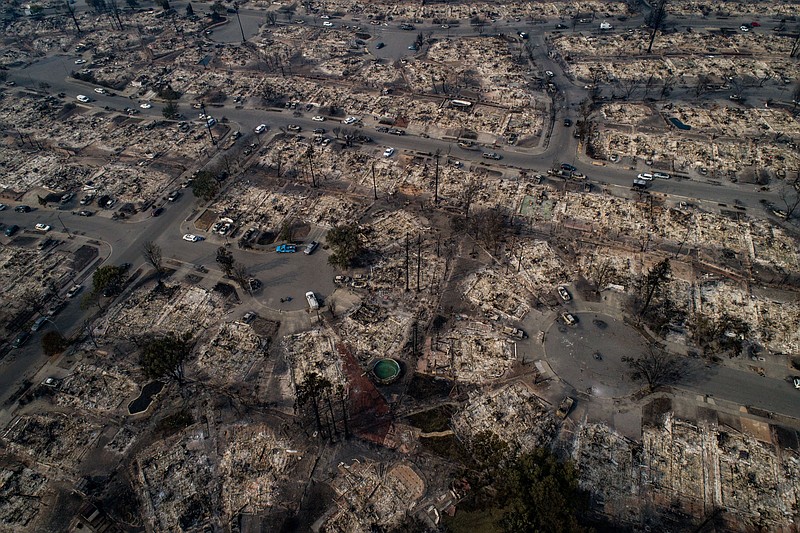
[645,0,669,54]
[623,343,688,392]
[142,241,164,278]
[634,258,671,321]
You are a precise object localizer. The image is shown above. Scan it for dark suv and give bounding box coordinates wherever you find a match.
[4,224,19,237]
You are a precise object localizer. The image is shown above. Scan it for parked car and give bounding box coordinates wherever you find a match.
[76,94,90,103]
[560,163,576,172]
[12,332,30,348]
[94,87,105,94]
[47,301,67,317]
[78,210,94,216]
[561,312,577,326]
[167,190,181,202]
[563,118,572,127]
[793,376,800,389]
[60,192,74,204]
[304,241,319,255]
[312,116,326,122]
[557,286,572,302]
[152,207,164,217]
[254,123,267,134]
[0,203,6,211]
[287,124,301,132]
[35,223,51,232]
[637,172,654,181]
[15,205,31,212]
[4,225,20,237]
[383,147,395,157]
[276,244,297,253]
[182,234,203,242]
[66,284,83,298]
[482,152,502,160]
[242,311,257,324]
[653,172,671,179]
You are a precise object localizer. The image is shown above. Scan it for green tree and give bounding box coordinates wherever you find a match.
[91,264,125,294]
[499,448,587,533]
[42,331,67,356]
[191,170,219,202]
[139,331,192,385]
[157,84,180,100]
[162,99,179,119]
[326,225,363,269]
[215,246,235,276]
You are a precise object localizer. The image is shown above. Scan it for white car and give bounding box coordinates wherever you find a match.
[740,25,749,32]
[74,58,86,64]
[93,87,105,94]
[76,95,90,103]
[637,172,654,181]
[66,284,83,298]
[139,102,152,109]
[182,234,203,242]
[545,70,554,77]
[320,14,330,19]
[255,123,267,133]
[323,21,333,27]
[383,147,395,157]
[342,116,358,125]
[311,116,326,122]
[35,223,51,232]
[557,286,572,302]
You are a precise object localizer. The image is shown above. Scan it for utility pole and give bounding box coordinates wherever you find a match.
[405,232,410,292]
[416,234,422,291]
[234,3,246,43]
[371,162,378,200]
[434,150,440,205]
[200,102,216,146]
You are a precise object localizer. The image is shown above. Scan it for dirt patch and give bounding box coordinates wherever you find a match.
[405,405,455,433]
[642,397,672,428]
[252,318,279,339]
[72,244,99,272]
[195,209,218,231]
[406,373,454,401]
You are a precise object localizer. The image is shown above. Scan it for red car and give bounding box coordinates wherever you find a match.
[750,21,761,27]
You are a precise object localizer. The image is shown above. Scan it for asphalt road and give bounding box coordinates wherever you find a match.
[2,6,798,417]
